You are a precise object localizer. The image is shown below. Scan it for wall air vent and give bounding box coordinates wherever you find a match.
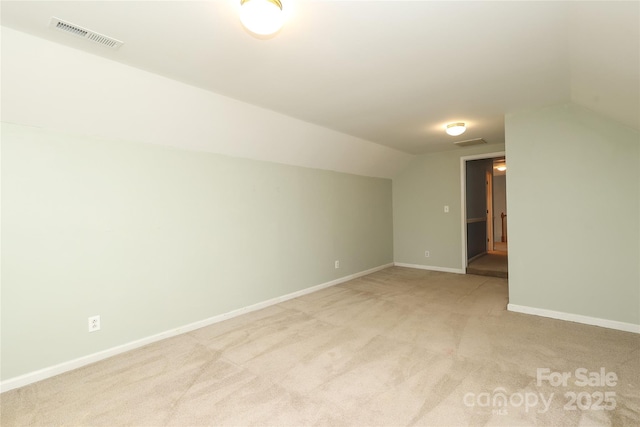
[49,17,123,49]
[453,138,487,147]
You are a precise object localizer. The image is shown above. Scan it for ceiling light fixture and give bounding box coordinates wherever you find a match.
[446,122,466,136]
[496,165,507,172]
[239,0,284,36]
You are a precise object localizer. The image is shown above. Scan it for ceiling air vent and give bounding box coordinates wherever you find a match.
[49,17,123,49]
[453,138,486,147]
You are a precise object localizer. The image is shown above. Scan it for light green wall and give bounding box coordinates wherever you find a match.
[1,123,393,380]
[393,144,505,270]
[506,103,640,325]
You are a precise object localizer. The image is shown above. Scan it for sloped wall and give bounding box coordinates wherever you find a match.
[0,27,398,382]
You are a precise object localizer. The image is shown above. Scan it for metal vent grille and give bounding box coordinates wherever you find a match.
[50,17,123,49]
[453,138,487,147]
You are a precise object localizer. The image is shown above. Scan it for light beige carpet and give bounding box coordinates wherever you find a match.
[2,267,638,426]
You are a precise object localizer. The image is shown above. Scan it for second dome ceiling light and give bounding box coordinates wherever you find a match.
[446,122,467,136]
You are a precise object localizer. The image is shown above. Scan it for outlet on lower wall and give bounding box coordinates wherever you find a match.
[425,251,430,258]
[335,260,340,269]
[88,315,101,332]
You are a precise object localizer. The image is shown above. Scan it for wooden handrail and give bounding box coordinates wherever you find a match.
[501,212,507,242]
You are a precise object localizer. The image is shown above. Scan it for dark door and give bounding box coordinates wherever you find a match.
[466,158,492,261]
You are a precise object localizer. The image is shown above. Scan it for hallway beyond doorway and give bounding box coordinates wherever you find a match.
[494,241,507,252]
[467,252,508,279]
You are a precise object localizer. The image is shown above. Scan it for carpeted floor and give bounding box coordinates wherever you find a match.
[1,267,638,426]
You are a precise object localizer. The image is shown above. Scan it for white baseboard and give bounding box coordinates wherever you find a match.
[507,304,640,334]
[0,263,393,393]
[394,262,465,275]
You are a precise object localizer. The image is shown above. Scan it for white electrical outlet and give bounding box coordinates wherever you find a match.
[444,205,449,213]
[335,260,340,269]
[425,251,430,257]
[88,315,101,332]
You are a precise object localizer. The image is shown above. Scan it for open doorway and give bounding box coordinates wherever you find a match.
[460,152,508,278]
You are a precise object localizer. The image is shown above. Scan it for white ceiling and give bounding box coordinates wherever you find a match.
[1,0,638,155]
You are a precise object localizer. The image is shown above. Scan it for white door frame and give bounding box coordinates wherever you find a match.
[460,151,506,269]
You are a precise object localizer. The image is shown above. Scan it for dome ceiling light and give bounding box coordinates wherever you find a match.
[239,0,285,36]
[445,122,466,136]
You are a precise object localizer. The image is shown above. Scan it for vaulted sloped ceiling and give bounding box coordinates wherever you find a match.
[568,2,639,132]
[1,1,638,155]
